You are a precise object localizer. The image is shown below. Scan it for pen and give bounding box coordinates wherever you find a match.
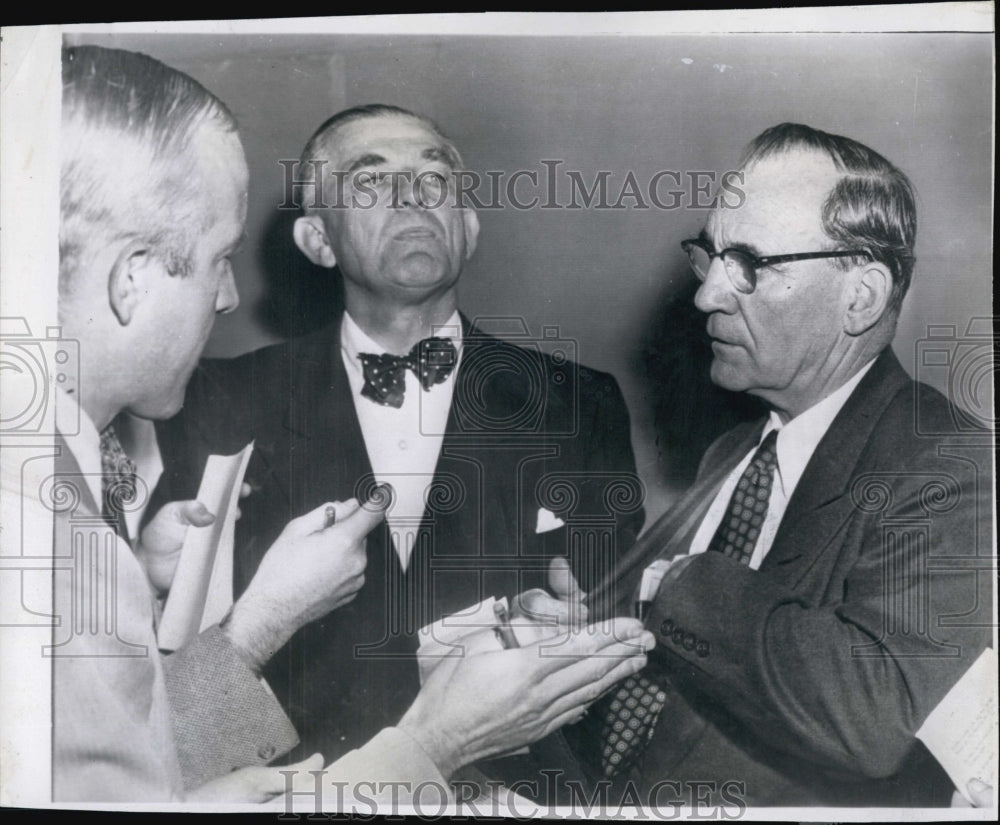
[493,602,520,649]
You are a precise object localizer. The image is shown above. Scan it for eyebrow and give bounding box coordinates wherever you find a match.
[225,230,247,256]
[422,146,458,167]
[345,153,388,175]
[699,227,765,259]
[343,146,458,176]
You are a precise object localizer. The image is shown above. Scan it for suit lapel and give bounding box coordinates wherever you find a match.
[54,432,102,516]
[415,316,529,556]
[279,317,375,504]
[761,349,911,571]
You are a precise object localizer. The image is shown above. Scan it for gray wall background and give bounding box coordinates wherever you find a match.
[68,32,994,522]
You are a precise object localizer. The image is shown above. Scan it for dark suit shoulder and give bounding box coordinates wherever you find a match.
[865,374,987,465]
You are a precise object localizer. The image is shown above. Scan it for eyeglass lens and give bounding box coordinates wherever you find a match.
[685,243,755,292]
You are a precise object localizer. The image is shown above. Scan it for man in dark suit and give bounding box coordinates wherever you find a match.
[156,104,644,766]
[569,123,993,808]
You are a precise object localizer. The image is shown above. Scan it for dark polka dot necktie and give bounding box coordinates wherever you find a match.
[598,430,780,777]
[358,337,457,409]
[705,428,779,565]
[99,423,137,544]
[599,674,668,777]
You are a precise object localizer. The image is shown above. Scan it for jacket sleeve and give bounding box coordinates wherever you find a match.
[646,435,992,780]
[162,625,299,791]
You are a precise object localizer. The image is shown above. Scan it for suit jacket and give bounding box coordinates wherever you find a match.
[578,349,992,807]
[48,430,298,801]
[155,314,644,763]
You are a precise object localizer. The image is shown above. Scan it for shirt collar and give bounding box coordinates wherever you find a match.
[55,386,103,509]
[763,359,877,497]
[340,309,463,362]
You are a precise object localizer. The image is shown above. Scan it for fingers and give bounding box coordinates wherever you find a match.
[282,752,326,790]
[284,500,355,537]
[282,484,393,542]
[548,556,584,602]
[178,500,216,528]
[520,619,651,679]
[336,483,394,542]
[544,648,649,721]
[966,778,993,807]
[240,482,252,499]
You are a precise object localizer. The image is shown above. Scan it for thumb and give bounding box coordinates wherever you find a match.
[178,500,216,528]
[338,483,393,541]
[548,556,584,601]
[282,752,325,783]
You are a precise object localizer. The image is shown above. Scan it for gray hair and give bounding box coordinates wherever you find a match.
[740,123,917,313]
[60,45,239,291]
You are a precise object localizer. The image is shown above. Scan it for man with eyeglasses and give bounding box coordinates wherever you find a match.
[565,123,992,807]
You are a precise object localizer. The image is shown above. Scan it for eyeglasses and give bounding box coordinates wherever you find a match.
[681,237,872,294]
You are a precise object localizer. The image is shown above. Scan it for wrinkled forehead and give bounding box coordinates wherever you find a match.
[325,114,459,171]
[707,149,841,250]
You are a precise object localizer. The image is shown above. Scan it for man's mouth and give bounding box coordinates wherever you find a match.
[394,226,437,240]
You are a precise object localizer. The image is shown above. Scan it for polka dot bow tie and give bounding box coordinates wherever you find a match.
[358,337,457,409]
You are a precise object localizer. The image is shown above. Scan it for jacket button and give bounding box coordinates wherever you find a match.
[257,744,276,761]
[672,628,685,646]
[660,619,674,636]
[696,641,710,658]
[683,633,696,651]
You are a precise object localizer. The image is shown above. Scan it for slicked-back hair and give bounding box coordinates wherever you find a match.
[297,103,461,202]
[60,45,239,292]
[740,123,917,313]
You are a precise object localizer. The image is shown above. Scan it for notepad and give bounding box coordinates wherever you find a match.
[158,443,254,652]
[916,646,998,802]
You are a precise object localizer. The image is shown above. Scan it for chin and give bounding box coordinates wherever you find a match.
[709,360,749,393]
[131,393,185,422]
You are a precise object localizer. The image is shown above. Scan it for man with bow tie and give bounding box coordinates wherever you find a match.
[564,123,993,808]
[32,47,655,805]
[155,104,645,767]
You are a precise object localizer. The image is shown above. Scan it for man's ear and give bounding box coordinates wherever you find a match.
[844,261,893,335]
[462,208,480,261]
[293,214,338,268]
[108,241,156,326]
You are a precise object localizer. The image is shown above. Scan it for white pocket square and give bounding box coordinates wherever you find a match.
[535,507,566,534]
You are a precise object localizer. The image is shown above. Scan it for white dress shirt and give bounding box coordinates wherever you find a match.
[687,360,875,570]
[341,310,463,570]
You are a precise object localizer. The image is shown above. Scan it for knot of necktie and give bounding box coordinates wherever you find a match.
[359,337,457,409]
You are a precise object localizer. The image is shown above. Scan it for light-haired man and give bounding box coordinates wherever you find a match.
[50,45,652,804]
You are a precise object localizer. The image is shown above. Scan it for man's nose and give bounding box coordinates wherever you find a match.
[693,256,737,314]
[216,267,240,314]
[390,172,419,208]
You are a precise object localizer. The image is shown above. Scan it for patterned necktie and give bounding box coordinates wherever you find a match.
[598,430,780,777]
[705,428,779,565]
[358,337,457,409]
[99,423,137,543]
